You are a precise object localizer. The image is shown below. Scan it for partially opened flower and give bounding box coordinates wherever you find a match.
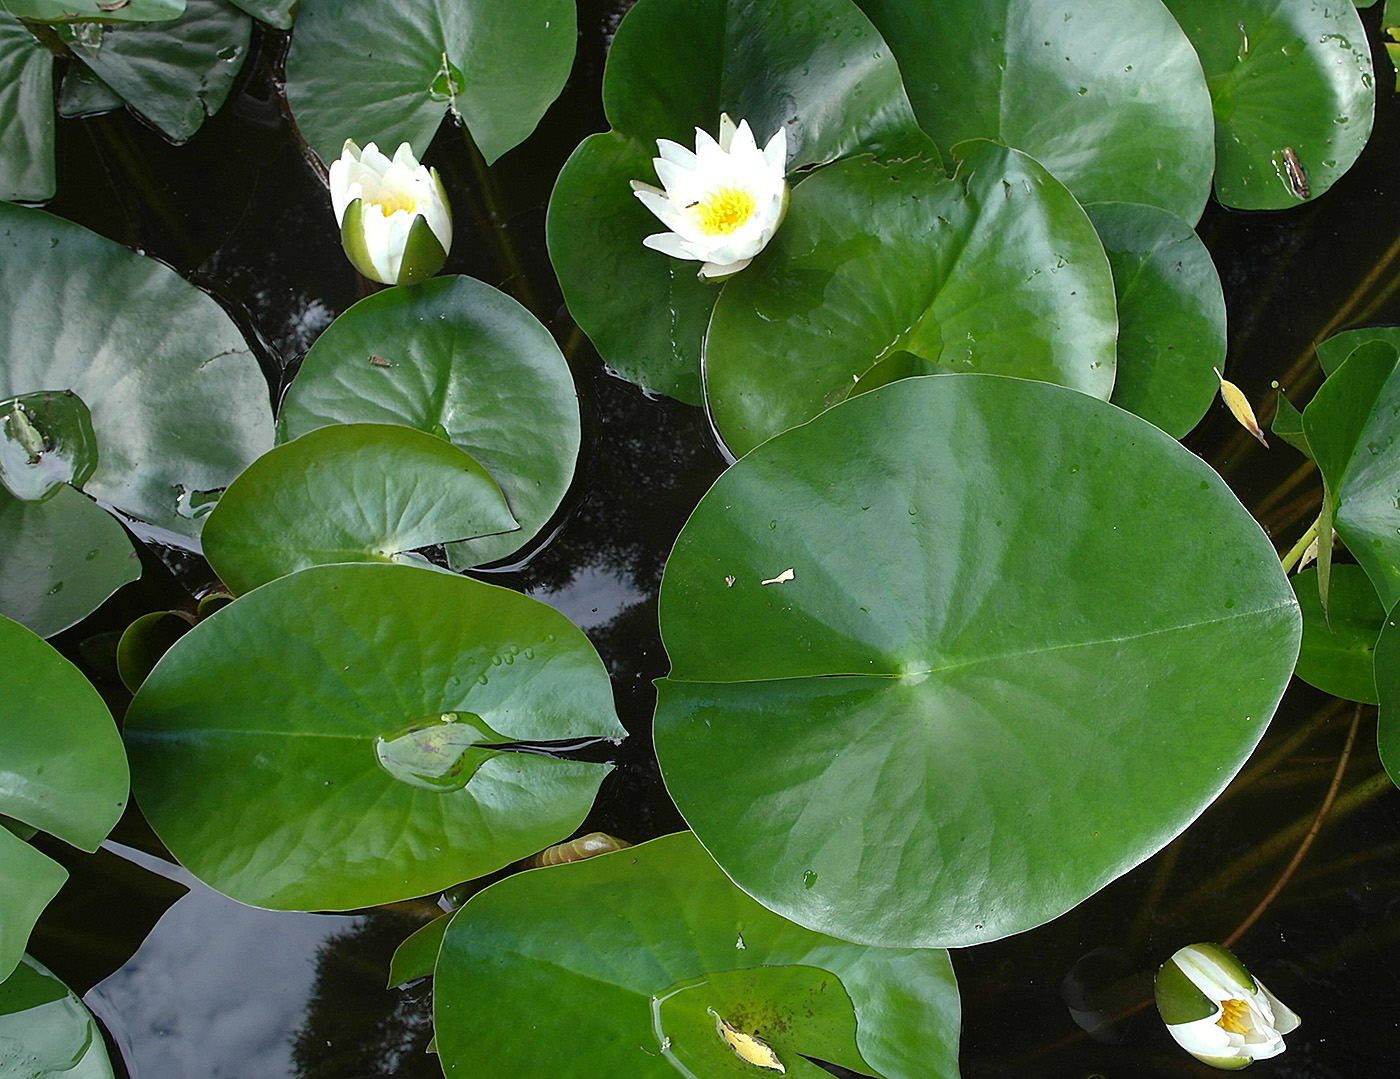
[630,114,788,279]
[329,140,453,286]
[1155,943,1300,1070]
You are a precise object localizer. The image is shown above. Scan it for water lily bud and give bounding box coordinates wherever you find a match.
[1155,943,1300,1070]
[328,140,453,286]
[630,113,789,279]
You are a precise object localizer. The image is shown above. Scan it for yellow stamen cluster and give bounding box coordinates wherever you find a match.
[694,186,757,235]
[370,192,420,216]
[1216,998,1251,1035]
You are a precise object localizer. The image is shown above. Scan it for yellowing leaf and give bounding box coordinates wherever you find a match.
[1215,367,1268,447]
[710,1010,786,1073]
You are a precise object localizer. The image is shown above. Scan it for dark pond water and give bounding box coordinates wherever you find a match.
[25,2,1400,1077]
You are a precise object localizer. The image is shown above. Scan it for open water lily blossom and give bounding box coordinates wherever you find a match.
[328,139,453,286]
[1154,943,1301,1070]
[630,114,788,278]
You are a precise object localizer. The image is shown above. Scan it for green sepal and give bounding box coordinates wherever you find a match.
[338,198,383,283]
[1154,955,1217,1024]
[397,211,448,287]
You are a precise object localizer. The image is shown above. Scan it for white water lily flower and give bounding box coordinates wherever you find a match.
[1155,943,1300,1070]
[630,114,788,278]
[328,140,452,286]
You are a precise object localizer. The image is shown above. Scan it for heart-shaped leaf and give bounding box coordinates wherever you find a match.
[125,562,625,910]
[202,423,519,594]
[434,831,960,1079]
[1162,0,1375,209]
[0,14,55,201]
[703,142,1117,458]
[284,0,575,166]
[656,375,1300,947]
[546,0,931,404]
[277,276,577,570]
[852,0,1216,223]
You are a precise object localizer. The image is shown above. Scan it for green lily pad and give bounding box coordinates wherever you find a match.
[703,142,1117,458]
[0,955,116,1079]
[1370,600,1400,786]
[1302,339,1400,609]
[1292,565,1383,704]
[852,0,1216,223]
[0,202,273,539]
[57,59,126,120]
[277,276,578,570]
[0,615,128,981]
[226,0,294,28]
[0,485,138,638]
[115,609,193,692]
[0,390,98,502]
[1315,325,1400,376]
[0,14,56,202]
[284,0,575,167]
[202,423,519,595]
[655,375,1300,948]
[546,0,931,404]
[1,0,181,21]
[1084,202,1225,439]
[57,0,250,143]
[1162,0,1375,209]
[1272,389,1310,457]
[387,913,448,987]
[434,831,961,1079]
[124,562,625,910]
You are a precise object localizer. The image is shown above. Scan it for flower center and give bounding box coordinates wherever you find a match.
[1216,998,1252,1036]
[369,192,420,217]
[694,185,757,235]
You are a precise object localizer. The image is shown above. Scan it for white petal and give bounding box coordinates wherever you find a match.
[655,138,698,171]
[763,125,788,172]
[390,141,422,169]
[699,256,751,278]
[718,113,736,152]
[653,157,698,195]
[359,141,392,175]
[424,167,452,252]
[328,159,351,223]
[642,232,701,261]
[729,119,759,158]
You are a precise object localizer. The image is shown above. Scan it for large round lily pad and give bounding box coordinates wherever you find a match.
[0,616,128,982]
[546,0,931,404]
[202,423,519,594]
[0,14,56,202]
[0,202,273,539]
[655,374,1300,948]
[124,562,625,910]
[284,0,575,166]
[1162,0,1375,209]
[277,276,577,570]
[852,0,1216,223]
[704,142,1117,458]
[434,830,961,1079]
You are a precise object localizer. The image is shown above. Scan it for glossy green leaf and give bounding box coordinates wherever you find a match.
[115,609,192,692]
[1301,339,1400,608]
[704,143,1117,458]
[1315,325,1400,376]
[125,563,624,910]
[60,0,250,142]
[0,485,138,638]
[0,616,128,981]
[1370,599,1400,786]
[1271,389,1310,457]
[655,375,1300,948]
[284,0,575,166]
[1292,566,1383,703]
[852,0,1215,223]
[2,0,181,20]
[277,276,578,569]
[1085,202,1225,439]
[0,14,55,202]
[57,60,126,120]
[434,831,961,1079]
[0,202,273,539]
[0,955,116,1079]
[546,0,931,404]
[226,0,294,28]
[202,423,518,595]
[1162,0,1375,209]
[387,913,448,987]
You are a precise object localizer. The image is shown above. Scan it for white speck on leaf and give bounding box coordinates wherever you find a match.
[760,568,795,585]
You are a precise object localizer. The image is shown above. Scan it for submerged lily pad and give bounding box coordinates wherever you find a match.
[125,563,624,910]
[0,616,128,981]
[852,0,1216,223]
[434,831,961,1079]
[0,485,138,638]
[278,277,577,570]
[284,0,575,166]
[1084,201,1225,439]
[1162,0,1375,209]
[0,14,55,202]
[0,202,273,538]
[547,0,931,404]
[202,423,519,594]
[704,142,1117,457]
[655,375,1300,948]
